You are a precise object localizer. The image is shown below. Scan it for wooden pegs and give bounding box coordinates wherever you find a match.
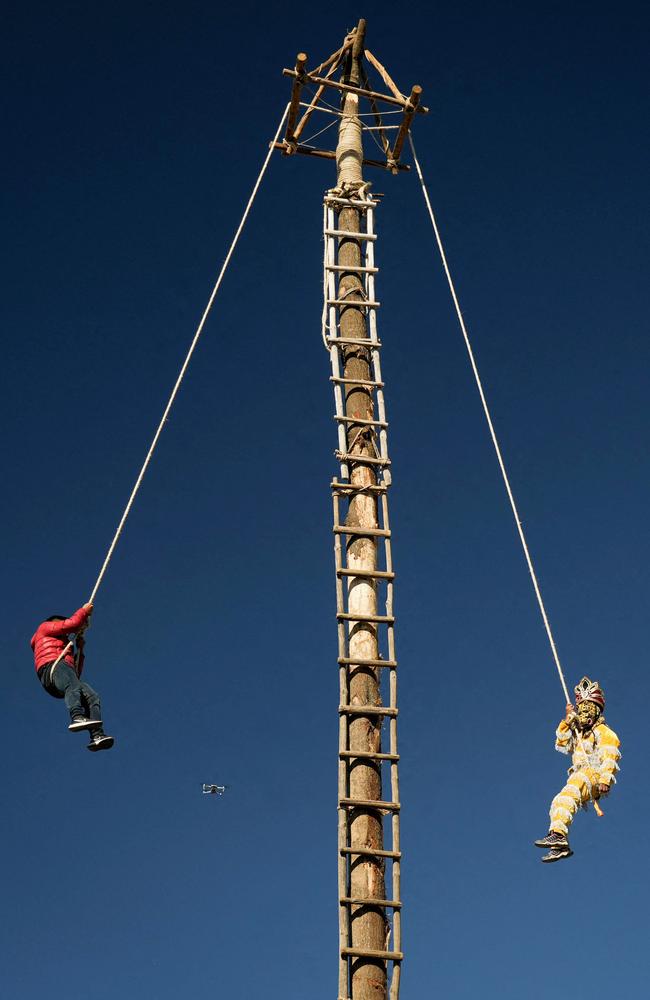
[284,53,308,146]
[389,85,423,172]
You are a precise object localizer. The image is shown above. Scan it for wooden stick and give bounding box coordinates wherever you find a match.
[336,567,395,578]
[282,69,429,113]
[336,612,395,623]
[338,749,399,760]
[333,416,389,428]
[284,53,308,143]
[329,377,385,388]
[361,64,391,159]
[331,479,389,491]
[293,44,348,142]
[339,798,401,811]
[337,658,397,668]
[292,84,327,142]
[272,140,409,171]
[312,38,352,77]
[364,49,407,101]
[338,705,399,717]
[342,947,403,961]
[334,452,391,466]
[333,525,391,537]
[339,908,402,916]
[340,847,402,859]
[389,86,423,170]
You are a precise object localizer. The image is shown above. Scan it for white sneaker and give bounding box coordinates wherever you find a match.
[68,717,102,732]
[87,734,114,752]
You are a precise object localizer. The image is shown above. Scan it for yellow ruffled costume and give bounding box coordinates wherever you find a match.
[549,718,621,836]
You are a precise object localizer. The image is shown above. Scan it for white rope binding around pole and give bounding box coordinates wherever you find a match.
[49,104,290,674]
[408,133,571,706]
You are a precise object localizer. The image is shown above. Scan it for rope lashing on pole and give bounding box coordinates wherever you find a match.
[48,104,290,675]
[408,133,571,707]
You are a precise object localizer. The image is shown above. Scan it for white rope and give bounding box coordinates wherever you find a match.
[299,98,404,119]
[299,117,339,146]
[408,133,571,706]
[80,104,289,613]
[48,104,290,676]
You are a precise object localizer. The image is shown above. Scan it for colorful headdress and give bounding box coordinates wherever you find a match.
[574,676,605,710]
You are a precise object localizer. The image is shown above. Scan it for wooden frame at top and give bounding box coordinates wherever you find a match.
[278,46,427,174]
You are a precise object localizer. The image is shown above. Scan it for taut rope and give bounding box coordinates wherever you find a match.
[408,133,571,705]
[49,104,290,673]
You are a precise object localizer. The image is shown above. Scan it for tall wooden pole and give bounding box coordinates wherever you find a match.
[335,20,388,1000]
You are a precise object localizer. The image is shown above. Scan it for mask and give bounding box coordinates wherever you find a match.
[577,700,600,730]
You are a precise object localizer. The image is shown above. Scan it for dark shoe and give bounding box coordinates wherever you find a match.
[87,734,114,752]
[541,847,573,863]
[69,716,102,732]
[534,831,569,849]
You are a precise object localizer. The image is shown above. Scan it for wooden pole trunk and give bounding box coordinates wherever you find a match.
[335,21,388,1000]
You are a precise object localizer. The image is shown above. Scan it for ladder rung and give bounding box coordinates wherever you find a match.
[334,415,388,428]
[327,337,382,347]
[338,657,397,669]
[335,452,391,467]
[339,750,400,761]
[337,612,395,624]
[325,229,378,240]
[330,376,384,387]
[324,196,378,208]
[339,797,401,811]
[340,846,402,859]
[336,568,395,579]
[338,704,398,717]
[333,525,391,537]
[340,897,402,909]
[327,299,381,308]
[331,481,389,493]
[342,947,403,961]
[325,263,379,273]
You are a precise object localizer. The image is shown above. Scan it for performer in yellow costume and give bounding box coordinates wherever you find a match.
[535,676,621,863]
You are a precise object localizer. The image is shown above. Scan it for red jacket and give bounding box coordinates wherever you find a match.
[31,606,91,674]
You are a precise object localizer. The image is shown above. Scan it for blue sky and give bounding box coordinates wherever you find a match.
[3,2,649,998]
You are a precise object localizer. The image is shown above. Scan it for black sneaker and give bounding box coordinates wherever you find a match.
[69,717,102,732]
[534,831,569,849]
[541,847,574,863]
[87,734,114,752]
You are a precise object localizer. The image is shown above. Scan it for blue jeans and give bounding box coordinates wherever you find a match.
[38,661,104,734]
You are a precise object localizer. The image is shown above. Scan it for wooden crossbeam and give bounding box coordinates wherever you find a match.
[273,140,409,172]
[282,68,429,113]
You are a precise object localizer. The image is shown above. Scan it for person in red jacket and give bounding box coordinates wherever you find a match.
[31,602,114,751]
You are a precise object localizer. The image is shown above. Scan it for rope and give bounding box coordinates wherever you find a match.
[408,133,571,706]
[86,102,290,606]
[49,103,290,675]
[299,117,339,146]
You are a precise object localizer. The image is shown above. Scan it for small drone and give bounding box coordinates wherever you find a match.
[202,783,228,795]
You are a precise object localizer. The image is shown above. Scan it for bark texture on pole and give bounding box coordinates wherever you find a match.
[335,20,388,1000]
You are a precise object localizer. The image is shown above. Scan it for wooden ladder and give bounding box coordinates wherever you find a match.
[324,194,402,1000]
